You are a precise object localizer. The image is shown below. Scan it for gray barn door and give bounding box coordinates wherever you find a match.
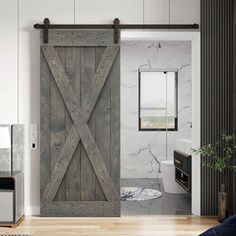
[40,30,120,216]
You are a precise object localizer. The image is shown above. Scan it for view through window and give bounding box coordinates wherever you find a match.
[139,70,178,131]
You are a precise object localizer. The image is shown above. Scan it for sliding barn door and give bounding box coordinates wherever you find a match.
[40,30,120,216]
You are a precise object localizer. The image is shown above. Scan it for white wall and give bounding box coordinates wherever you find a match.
[0,1,18,124]
[0,0,200,215]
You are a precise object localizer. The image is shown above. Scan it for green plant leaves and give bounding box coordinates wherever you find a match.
[193,132,236,173]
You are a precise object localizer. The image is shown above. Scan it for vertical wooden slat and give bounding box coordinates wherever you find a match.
[40,50,51,198]
[200,0,205,214]
[110,50,121,201]
[51,47,66,201]
[65,47,81,201]
[80,47,96,201]
[228,0,235,215]
[95,47,110,201]
[201,0,234,215]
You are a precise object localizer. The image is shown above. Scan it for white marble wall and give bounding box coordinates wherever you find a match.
[121,40,192,178]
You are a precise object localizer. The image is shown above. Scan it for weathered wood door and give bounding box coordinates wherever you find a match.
[40,30,120,216]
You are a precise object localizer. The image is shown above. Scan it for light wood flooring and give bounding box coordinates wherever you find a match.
[0,216,218,236]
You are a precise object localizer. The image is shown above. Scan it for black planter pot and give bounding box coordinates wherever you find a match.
[218,184,228,223]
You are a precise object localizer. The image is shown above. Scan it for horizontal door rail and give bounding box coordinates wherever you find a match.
[34,18,199,44]
[34,23,199,29]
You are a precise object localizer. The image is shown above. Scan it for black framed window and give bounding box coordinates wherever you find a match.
[138,69,178,131]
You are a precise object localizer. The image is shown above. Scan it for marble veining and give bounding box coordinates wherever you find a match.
[121,41,192,178]
[121,178,191,215]
[121,187,162,201]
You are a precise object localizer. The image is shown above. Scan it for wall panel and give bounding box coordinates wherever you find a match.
[170,0,200,24]
[201,0,234,215]
[233,0,236,215]
[0,1,18,124]
[75,0,143,24]
[144,0,169,24]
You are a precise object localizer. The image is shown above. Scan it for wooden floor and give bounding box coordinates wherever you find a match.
[0,216,217,236]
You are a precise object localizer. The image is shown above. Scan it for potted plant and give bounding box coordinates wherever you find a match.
[193,132,236,222]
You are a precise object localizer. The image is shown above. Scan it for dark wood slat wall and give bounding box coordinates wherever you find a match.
[201,0,234,215]
[233,0,236,215]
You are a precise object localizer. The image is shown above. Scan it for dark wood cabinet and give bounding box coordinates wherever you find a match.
[174,150,191,193]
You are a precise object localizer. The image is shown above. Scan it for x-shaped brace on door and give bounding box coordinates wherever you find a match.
[41,46,119,202]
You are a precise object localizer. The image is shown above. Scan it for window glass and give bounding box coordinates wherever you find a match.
[139,71,177,130]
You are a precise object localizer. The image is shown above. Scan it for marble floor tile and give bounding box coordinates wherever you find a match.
[121,178,191,215]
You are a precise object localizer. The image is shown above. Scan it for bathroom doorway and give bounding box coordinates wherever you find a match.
[119,32,201,216]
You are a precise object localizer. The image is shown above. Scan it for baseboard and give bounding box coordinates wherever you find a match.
[25,205,40,216]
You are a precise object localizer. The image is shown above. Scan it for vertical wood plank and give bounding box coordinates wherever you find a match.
[95,47,110,201]
[110,50,121,196]
[51,47,66,201]
[65,47,81,201]
[80,47,96,201]
[40,50,51,198]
